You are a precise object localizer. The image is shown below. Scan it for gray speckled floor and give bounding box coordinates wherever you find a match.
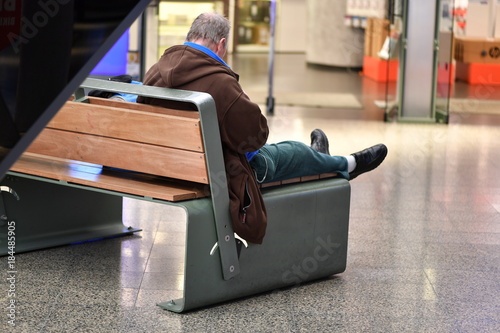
[1,54,500,332]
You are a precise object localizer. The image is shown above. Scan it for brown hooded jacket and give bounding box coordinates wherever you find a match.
[137,45,269,244]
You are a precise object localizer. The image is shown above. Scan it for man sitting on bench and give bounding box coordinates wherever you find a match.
[137,12,388,244]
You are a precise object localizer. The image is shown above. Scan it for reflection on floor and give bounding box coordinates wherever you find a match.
[1,54,499,332]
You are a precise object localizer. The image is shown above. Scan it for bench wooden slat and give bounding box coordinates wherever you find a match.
[26,128,209,184]
[11,153,209,201]
[49,101,204,152]
[259,172,338,188]
[281,177,303,184]
[87,97,200,119]
[319,173,338,179]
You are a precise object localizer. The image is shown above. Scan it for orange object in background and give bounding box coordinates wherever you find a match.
[456,61,500,85]
[362,56,398,82]
[437,62,456,84]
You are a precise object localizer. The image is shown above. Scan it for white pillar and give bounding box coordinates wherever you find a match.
[399,0,438,120]
[306,0,364,67]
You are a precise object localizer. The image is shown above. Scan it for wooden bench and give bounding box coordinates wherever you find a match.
[0,78,351,312]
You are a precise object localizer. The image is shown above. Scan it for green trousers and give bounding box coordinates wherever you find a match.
[249,142,349,183]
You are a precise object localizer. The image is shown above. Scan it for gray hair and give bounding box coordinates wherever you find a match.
[186,13,230,49]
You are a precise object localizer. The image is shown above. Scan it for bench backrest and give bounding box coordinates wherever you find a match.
[13,78,242,280]
[26,97,210,184]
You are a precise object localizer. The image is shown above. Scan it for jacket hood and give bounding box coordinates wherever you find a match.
[157,45,238,87]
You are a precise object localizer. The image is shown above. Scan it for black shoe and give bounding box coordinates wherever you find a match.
[349,144,388,180]
[310,129,330,155]
[109,74,133,83]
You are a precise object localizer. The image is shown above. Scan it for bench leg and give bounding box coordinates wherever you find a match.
[0,175,141,256]
[158,178,350,313]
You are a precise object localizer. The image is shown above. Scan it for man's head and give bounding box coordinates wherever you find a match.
[186,12,230,58]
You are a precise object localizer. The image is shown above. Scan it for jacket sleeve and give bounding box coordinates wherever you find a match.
[219,91,269,154]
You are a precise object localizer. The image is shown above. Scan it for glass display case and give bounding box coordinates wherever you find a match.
[236,0,273,52]
[157,1,226,58]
